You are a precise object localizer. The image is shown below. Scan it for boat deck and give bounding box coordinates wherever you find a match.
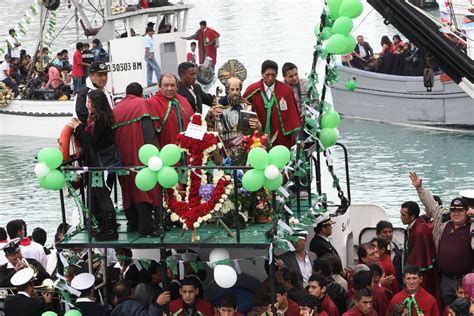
[57,199,312,250]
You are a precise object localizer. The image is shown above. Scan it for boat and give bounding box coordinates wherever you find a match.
[0,0,193,139]
[331,0,474,132]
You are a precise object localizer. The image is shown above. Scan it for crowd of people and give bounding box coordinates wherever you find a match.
[342,34,435,76]
[0,28,108,101]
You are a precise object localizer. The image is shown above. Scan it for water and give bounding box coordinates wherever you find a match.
[1,0,473,243]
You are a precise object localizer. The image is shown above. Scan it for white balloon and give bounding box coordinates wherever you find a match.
[148,156,163,171]
[264,165,279,180]
[209,248,230,263]
[214,264,237,288]
[34,162,50,177]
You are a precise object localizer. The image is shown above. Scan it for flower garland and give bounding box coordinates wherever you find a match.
[166,114,234,230]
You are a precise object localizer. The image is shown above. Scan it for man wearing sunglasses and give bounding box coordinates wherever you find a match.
[409,172,474,307]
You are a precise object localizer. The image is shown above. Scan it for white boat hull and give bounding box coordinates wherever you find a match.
[0,100,74,139]
[330,66,474,131]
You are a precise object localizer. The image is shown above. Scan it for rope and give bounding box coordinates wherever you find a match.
[48,14,75,46]
[352,8,375,34]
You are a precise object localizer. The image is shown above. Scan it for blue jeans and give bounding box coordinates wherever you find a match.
[2,77,19,96]
[146,53,161,86]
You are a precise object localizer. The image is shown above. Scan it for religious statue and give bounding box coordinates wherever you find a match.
[210,60,261,164]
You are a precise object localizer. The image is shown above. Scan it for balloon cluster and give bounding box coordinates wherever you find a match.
[242,130,269,151]
[324,0,363,55]
[34,148,65,190]
[242,146,291,192]
[319,110,341,149]
[135,144,181,191]
[42,310,82,316]
[209,248,237,289]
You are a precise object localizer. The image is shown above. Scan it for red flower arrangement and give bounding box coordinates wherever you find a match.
[166,114,233,230]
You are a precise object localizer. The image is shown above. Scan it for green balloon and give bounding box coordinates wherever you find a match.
[64,310,82,316]
[345,79,357,91]
[160,144,181,166]
[45,169,65,190]
[157,166,179,188]
[38,148,63,169]
[321,27,333,40]
[242,169,265,192]
[319,128,339,149]
[135,167,157,191]
[264,173,283,191]
[42,312,58,316]
[247,147,269,170]
[339,0,363,19]
[342,34,357,54]
[325,34,347,54]
[321,111,341,129]
[328,0,343,19]
[332,16,353,36]
[38,176,48,189]
[138,144,159,166]
[269,145,291,169]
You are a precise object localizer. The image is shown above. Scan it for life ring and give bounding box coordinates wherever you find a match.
[58,124,81,162]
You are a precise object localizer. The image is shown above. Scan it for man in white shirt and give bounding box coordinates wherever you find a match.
[7,29,21,59]
[144,27,162,86]
[6,220,47,269]
[0,54,19,96]
[352,35,374,70]
[279,231,313,287]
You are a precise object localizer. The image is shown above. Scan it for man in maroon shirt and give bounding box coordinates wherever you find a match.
[387,265,439,316]
[71,42,90,96]
[342,288,377,316]
[264,282,300,315]
[307,275,340,316]
[410,172,474,306]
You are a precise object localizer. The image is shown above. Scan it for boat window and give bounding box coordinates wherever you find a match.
[163,42,176,53]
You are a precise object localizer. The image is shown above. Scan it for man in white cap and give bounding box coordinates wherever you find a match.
[0,238,50,287]
[4,267,56,315]
[71,272,109,315]
[278,230,312,287]
[410,172,474,306]
[309,213,339,259]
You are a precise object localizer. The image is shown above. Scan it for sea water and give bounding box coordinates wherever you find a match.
[0,0,473,242]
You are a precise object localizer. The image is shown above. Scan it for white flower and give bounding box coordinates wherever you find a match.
[170,213,179,222]
[289,217,300,225]
[193,222,200,228]
[221,194,228,200]
[197,217,203,224]
[215,203,222,210]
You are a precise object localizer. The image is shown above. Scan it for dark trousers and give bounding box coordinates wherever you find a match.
[125,202,154,234]
[2,77,19,96]
[88,174,114,225]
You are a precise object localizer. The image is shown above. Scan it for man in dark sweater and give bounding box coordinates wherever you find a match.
[177,62,214,113]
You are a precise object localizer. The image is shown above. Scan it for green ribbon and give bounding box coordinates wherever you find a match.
[403,295,423,316]
[260,91,276,137]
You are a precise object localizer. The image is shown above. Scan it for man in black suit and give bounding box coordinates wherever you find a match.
[177,62,215,113]
[71,272,110,315]
[352,35,375,70]
[4,267,57,316]
[0,238,50,287]
[309,214,339,259]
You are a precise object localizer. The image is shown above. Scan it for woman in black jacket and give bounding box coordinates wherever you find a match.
[68,89,118,241]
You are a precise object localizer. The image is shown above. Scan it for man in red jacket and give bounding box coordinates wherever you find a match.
[169,277,214,315]
[387,265,439,316]
[400,201,439,299]
[307,274,340,316]
[183,20,220,67]
[343,288,377,316]
[243,60,301,148]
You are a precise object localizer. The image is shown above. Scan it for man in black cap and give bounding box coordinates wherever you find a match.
[75,61,114,124]
[4,267,57,316]
[0,238,50,287]
[410,171,474,306]
[309,213,339,259]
